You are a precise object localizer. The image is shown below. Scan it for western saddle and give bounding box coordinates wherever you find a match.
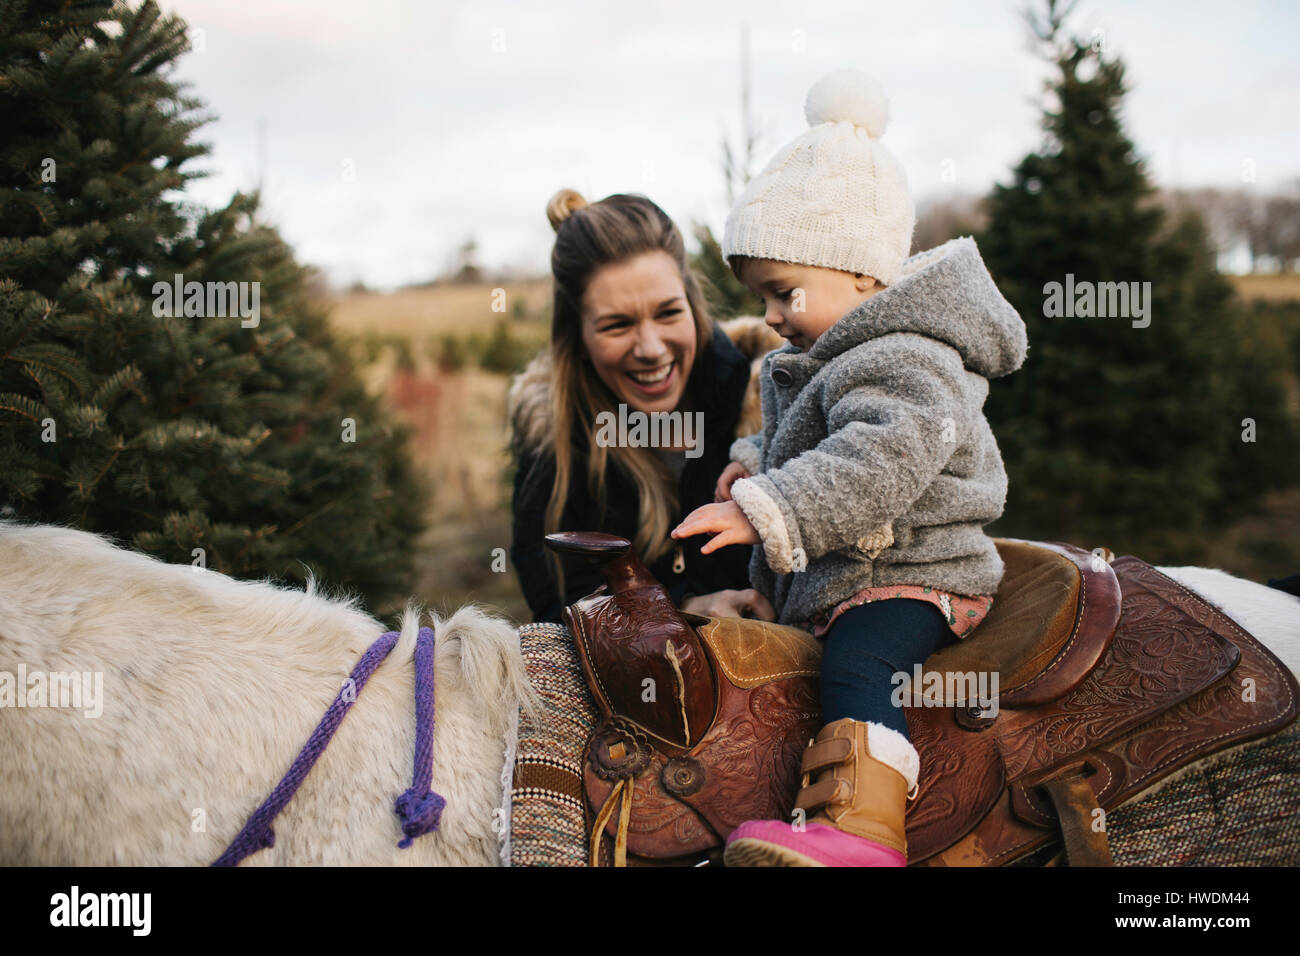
[544,531,1299,867]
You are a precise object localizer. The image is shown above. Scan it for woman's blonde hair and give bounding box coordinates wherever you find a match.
[543,188,715,583]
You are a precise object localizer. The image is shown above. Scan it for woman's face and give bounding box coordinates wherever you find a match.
[580,250,697,416]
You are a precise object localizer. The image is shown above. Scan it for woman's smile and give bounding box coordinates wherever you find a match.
[626,361,676,395]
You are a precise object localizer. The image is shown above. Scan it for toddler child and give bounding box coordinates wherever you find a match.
[672,69,1028,867]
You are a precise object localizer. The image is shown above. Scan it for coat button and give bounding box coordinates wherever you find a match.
[771,367,793,387]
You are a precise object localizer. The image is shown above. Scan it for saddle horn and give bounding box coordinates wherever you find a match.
[543,532,657,595]
[545,532,717,749]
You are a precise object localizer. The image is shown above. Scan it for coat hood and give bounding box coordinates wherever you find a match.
[807,236,1027,378]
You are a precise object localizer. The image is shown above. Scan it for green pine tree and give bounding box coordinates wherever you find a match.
[0,0,428,614]
[688,44,764,323]
[979,0,1295,561]
[688,221,762,322]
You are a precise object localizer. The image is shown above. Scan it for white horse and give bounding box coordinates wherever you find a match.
[0,520,538,866]
[0,520,1295,865]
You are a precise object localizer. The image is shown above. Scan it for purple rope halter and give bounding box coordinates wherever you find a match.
[213,625,444,866]
[393,625,445,846]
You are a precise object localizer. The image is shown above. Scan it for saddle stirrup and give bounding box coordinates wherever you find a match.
[1040,773,1113,866]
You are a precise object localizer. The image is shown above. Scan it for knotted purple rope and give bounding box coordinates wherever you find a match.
[213,625,443,866]
[394,625,445,846]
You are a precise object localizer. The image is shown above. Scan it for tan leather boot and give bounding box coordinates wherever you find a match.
[799,717,914,851]
[725,717,917,866]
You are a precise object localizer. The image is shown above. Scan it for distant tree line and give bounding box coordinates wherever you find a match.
[911,184,1300,273]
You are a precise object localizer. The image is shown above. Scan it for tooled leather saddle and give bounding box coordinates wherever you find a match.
[545,532,1299,867]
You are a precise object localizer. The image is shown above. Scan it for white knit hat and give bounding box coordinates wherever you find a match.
[723,69,915,286]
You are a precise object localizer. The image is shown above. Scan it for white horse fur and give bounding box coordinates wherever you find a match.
[0,520,538,866]
[0,521,1295,865]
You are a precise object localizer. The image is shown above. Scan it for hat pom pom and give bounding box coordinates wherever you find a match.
[804,69,889,138]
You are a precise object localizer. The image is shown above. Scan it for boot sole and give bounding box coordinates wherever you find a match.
[724,837,827,867]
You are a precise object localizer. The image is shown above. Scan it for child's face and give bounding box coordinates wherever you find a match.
[737,258,880,350]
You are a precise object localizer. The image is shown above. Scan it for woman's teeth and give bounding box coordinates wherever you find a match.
[629,364,673,385]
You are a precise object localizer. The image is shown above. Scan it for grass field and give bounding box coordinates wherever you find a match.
[324,282,544,621]
[323,274,1300,622]
[329,278,553,338]
[1230,273,1300,302]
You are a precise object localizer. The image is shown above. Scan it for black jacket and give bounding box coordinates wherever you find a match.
[509,324,754,623]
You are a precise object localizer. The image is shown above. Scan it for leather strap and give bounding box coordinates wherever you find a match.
[588,776,636,868]
[796,777,849,811]
[1041,774,1113,866]
[615,776,633,866]
[801,738,853,774]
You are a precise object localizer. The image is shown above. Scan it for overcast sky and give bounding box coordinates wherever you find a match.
[161,0,1300,291]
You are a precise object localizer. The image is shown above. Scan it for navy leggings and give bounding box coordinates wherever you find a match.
[818,598,956,740]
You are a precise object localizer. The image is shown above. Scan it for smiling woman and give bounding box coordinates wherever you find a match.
[507,190,773,624]
[580,253,697,415]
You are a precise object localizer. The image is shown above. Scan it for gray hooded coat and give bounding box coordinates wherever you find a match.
[727,236,1028,629]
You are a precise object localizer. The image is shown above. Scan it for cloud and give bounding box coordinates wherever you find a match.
[162,0,1300,289]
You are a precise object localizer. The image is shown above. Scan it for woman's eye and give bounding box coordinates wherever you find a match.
[599,309,680,332]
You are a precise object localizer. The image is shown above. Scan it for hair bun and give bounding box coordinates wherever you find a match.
[546,188,588,233]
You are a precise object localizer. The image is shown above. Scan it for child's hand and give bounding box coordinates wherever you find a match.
[672,501,760,555]
[714,462,752,503]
